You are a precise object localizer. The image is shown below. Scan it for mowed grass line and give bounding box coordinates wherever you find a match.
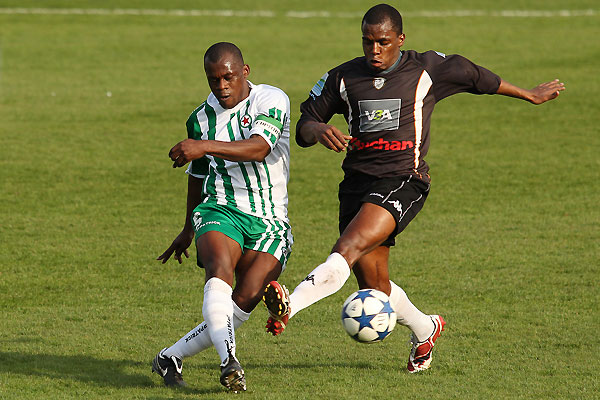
[1,3,598,399]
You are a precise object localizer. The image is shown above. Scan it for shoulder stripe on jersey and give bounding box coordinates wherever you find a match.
[413,71,433,171]
[188,111,207,176]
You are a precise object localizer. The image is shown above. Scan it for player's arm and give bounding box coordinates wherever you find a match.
[296,120,351,153]
[157,174,204,264]
[169,135,271,168]
[496,78,564,105]
[296,70,351,152]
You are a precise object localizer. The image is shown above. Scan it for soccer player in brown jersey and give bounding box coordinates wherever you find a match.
[263,4,564,373]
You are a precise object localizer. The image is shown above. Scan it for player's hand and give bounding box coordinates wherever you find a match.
[314,123,353,152]
[157,229,195,264]
[169,139,207,168]
[529,79,565,104]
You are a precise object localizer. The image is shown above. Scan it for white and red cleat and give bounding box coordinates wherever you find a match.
[407,315,446,373]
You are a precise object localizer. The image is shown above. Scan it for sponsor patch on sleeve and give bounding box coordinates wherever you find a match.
[309,72,329,99]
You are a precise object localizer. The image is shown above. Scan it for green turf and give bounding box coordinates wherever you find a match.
[1,2,598,399]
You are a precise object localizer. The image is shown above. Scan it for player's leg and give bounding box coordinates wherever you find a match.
[352,248,435,341]
[281,203,396,320]
[195,230,247,391]
[151,231,241,389]
[233,250,283,312]
[352,245,392,294]
[154,245,267,387]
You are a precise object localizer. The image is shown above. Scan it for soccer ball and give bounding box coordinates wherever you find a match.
[341,289,397,343]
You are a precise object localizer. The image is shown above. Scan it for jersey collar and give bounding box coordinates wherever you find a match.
[378,51,403,76]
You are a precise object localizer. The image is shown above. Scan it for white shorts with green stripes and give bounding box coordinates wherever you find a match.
[192,202,293,269]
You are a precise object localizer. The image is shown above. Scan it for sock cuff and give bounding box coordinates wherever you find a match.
[204,277,232,295]
[232,301,251,322]
[327,252,351,281]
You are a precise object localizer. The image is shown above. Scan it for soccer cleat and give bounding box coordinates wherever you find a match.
[262,281,290,336]
[220,355,246,393]
[152,348,187,387]
[407,315,446,373]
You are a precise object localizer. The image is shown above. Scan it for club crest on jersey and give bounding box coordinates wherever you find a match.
[240,113,252,129]
[373,77,386,90]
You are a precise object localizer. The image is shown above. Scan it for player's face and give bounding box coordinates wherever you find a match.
[204,57,250,109]
[362,19,405,72]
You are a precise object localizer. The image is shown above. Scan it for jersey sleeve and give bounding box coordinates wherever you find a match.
[248,88,290,150]
[296,70,346,146]
[428,52,501,102]
[185,108,209,178]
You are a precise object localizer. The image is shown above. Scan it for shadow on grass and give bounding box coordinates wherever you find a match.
[0,350,374,395]
[0,351,154,388]
[0,351,217,395]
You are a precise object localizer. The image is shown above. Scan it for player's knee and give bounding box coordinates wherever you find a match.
[203,260,235,284]
[232,290,259,312]
[332,237,367,266]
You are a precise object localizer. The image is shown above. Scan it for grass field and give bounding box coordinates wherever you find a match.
[1,1,599,399]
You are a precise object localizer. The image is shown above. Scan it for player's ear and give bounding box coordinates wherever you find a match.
[243,64,250,78]
[398,33,405,47]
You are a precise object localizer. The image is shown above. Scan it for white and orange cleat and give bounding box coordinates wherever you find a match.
[407,315,446,373]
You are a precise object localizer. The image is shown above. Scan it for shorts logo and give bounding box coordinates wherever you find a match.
[388,200,403,213]
[373,77,386,89]
[199,221,221,229]
[240,113,252,128]
[193,212,202,231]
[358,99,401,132]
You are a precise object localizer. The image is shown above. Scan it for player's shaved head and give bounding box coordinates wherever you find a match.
[204,42,245,66]
[362,3,403,34]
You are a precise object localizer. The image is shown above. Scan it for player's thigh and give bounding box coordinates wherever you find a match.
[333,203,396,265]
[196,231,242,284]
[233,251,283,312]
[352,246,392,295]
[192,203,245,283]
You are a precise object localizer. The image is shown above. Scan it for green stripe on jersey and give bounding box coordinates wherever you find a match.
[262,159,276,217]
[205,103,236,205]
[250,162,267,215]
[227,116,256,213]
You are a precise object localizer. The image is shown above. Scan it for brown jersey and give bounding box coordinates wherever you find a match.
[297,50,501,182]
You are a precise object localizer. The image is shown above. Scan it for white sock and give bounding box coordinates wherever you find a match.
[163,301,251,360]
[288,252,351,319]
[203,277,236,364]
[388,280,434,342]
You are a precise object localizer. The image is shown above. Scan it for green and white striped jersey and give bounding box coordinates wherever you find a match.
[185,82,291,222]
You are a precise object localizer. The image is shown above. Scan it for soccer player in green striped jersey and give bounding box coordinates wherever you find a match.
[152,42,292,393]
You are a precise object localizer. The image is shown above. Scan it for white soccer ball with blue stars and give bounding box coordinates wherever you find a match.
[341,289,397,343]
